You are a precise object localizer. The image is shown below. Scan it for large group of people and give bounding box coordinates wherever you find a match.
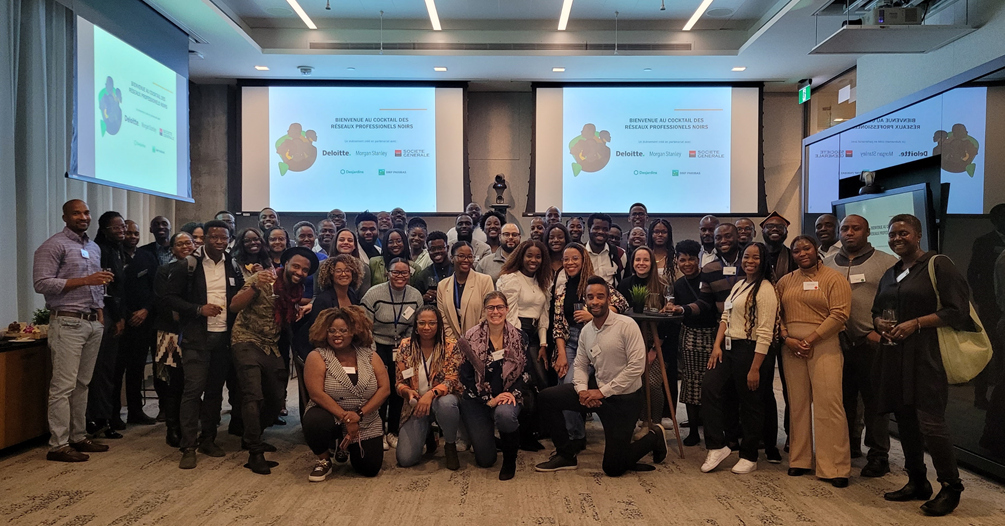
[32,197,990,517]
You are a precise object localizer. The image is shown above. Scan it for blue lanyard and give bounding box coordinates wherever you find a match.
[389,283,405,333]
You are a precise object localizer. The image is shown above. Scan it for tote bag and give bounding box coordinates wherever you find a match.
[928,255,993,384]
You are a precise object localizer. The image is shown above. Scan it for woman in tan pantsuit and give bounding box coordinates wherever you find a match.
[437,242,496,341]
[776,235,852,488]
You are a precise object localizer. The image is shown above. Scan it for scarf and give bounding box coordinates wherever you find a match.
[272,270,304,327]
[457,320,525,398]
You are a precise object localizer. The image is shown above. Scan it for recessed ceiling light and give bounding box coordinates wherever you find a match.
[346,67,355,71]
[553,67,566,72]
[434,66,448,72]
[558,0,574,30]
[425,0,442,30]
[643,68,652,72]
[286,0,317,30]
[683,0,714,31]
[254,66,270,71]
[732,66,746,72]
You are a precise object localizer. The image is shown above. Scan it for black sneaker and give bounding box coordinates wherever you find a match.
[861,458,890,478]
[334,448,349,463]
[766,447,782,464]
[198,440,225,458]
[535,453,578,472]
[652,424,668,464]
[308,458,332,482]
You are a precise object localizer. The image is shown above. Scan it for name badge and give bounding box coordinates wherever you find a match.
[403,306,415,319]
[724,300,733,311]
[229,277,236,286]
[590,344,602,358]
[725,336,732,351]
[491,350,505,361]
[723,266,736,276]
[80,249,90,259]
[896,269,909,283]
[803,281,819,291]
[343,366,356,375]
[401,367,414,379]
[849,274,866,284]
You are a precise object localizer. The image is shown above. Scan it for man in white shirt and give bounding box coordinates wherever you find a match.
[816,214,842,258]
[535,276,667,476]
[584,213,625,287]
[447,202,487,244]
[699,215,720,267]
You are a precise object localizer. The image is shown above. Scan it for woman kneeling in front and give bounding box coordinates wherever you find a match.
[302,307,390,481]
[457,291,530,480]
[395,306,464,470]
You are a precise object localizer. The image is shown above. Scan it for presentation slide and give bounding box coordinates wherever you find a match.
[241,86,464,213]
[806,87,988,214]
[535,86,760,214]
[71,16,191,201]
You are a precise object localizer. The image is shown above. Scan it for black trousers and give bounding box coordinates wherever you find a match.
[896,405,960,484]
[841,336,890,461]
[87,306,120,421]
[702,340,767,462]
[519,319,548,440]
[302,406,384,477]
[115,321,154,416]
[232,342,287,453]
[375,343,402,435]
[760,345,788,450]
[179,332,230,448]
[155,363,184,432]
[539,384,656,477]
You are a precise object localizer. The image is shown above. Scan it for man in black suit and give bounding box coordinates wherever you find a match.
[116,220,160,425]
[161,220,244,469]
[140,216,173,266]
[968,203,1005,409]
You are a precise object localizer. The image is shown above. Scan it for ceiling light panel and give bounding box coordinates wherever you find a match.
[286,0,317,30]
[425,0,442,30]
[558,0,574,30]
[683,0,714,31]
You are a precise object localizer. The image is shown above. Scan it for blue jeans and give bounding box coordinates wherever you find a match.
[396,394,461,467]
[47,315,104,449]
[459,396,521,468]
[559,325,586,440]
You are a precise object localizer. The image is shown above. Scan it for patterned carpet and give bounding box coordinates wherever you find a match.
[2,382,1004,525]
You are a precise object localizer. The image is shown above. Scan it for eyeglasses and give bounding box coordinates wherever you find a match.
[327,328,350,336]
[485,305,507,312]
[453,254,474,261]
[763,224,786,231]
[389,270,410,277]
[333,268,353,275]
[174,240,194,247]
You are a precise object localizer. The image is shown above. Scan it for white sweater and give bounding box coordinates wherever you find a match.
[496,271,550,344]
[720,279,778,355]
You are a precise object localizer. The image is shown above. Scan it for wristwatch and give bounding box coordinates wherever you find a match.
[355,409,364,420]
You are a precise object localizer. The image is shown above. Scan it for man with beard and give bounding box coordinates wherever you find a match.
[391,207,408,230]
[735,218,756,246]
[407,218,430,269]
[355,211,382,265]
[824,214,898,476]
[376,211,393,240]
[411,231,452,306]
[230,246,318,474]
[162,221,244,469]
[294,221,327,299]
[758,210,795,461]
[140,216,172,266]
[545,206,562,226]
[327,209,347,231]
[816,214,841,258]
[117,220,159,425]
[448,202,488,244]
[477,222,521,283]
[698,215,720,267]
[761,212,795,281]
[314,219,336,255]
[87,211,127,438]
[454,213,491,263]
[629,203,649,230]
[585,213,624,287]
[529,218,546,242]
[258,208,280,233]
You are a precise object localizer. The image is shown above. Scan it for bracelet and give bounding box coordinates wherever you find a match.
[916,318,922,332]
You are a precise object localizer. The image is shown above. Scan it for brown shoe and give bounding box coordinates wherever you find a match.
[47,446,89,462]
[70,438,109,453]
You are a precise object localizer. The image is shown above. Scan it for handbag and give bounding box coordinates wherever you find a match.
[927,255,993,384]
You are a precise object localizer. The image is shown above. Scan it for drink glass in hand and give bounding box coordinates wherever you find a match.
[102,268,112,295]
[881,308,898,346]
[574,302,585,312]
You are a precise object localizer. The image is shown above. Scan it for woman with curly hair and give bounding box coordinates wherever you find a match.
[394,306,463,470]
[700,242,779,476]
[302,306,390,482]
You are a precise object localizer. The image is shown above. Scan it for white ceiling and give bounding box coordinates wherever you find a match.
[147,0,863,89]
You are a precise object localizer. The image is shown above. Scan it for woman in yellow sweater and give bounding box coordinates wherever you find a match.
[776,235,852,488]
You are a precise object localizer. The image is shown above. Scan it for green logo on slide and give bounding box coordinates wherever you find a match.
[274,123,318,176]
[378,169,386,176]
[568,123,612,176]
[672,170,679,177]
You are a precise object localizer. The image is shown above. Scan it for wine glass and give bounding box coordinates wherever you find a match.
[664,285,675,311]
[881,308,898,346]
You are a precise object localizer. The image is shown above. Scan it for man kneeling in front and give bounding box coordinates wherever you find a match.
[535,276,667,476]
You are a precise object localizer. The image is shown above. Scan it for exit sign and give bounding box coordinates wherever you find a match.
[798,84,811,104]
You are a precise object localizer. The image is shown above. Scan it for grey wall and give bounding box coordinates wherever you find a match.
[177,83,230,226]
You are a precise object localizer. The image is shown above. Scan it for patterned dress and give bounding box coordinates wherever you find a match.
[304,346,384,441]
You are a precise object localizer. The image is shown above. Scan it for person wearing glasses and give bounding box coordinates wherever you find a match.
[734,218,756,246]
[437,242,495,341]
[361,258,424,450]
[302,307,390,481]
[369,228,417,286]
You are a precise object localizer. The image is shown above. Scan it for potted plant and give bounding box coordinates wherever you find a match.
[629,285,648,314]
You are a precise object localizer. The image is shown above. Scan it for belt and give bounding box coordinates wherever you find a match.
[53,310,99,321]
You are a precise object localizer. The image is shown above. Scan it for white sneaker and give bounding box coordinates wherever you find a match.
[455,437,469,451]
[701,447,733,473]
[383,435,390,451]
[731,458,757,474]
[386,434,398,449]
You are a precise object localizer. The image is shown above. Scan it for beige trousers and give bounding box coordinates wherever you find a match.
[782,322,851,479]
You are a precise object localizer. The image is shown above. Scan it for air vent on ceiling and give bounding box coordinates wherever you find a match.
[309,41,692,52]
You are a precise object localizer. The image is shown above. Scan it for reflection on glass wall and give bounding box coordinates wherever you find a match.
[808,68,857,136]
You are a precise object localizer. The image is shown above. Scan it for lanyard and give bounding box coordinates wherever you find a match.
[389,283,405,334]
[420,348,433,385]
[727,279,756,309]
[683,275,699,300]
[719,251,739,268]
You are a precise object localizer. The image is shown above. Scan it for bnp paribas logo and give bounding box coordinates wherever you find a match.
[672,169,679,177]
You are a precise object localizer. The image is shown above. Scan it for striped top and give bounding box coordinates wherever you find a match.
[360,282,424,346]
[304,346,383,441]
[775,263,852,342]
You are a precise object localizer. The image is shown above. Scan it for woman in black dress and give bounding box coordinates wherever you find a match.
[872,214,975,516]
